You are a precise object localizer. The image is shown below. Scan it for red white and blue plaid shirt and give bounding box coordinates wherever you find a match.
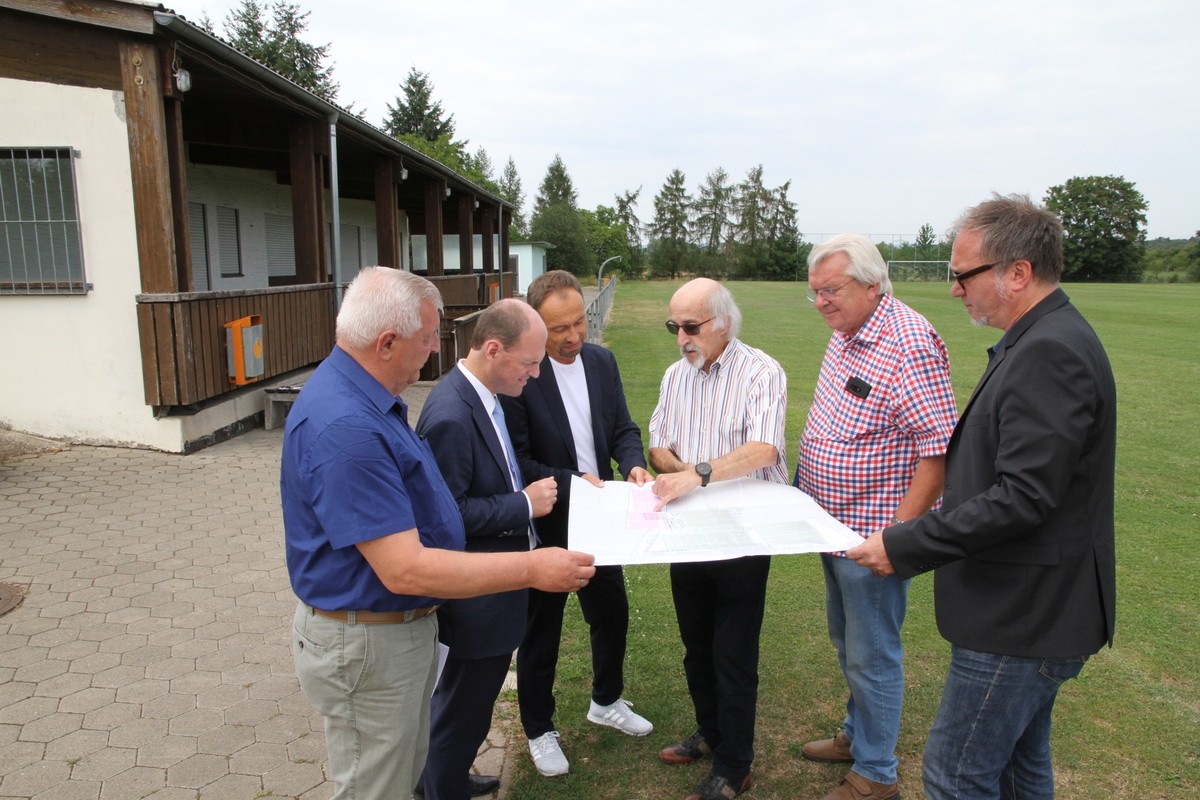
[795,294,957,539]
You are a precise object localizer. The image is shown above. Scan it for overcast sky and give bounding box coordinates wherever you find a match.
[163,0,1199,241]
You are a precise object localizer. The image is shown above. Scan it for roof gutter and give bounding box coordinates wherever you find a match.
[151,10,510,208]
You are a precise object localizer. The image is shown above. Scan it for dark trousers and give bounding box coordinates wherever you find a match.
[517,564,629,738]
[421,651,512,800]
[670,555,770,784]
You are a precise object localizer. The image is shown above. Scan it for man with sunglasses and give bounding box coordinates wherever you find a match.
[416,299,563,800]
[849,195,1117,800]
[649,278,789,800]
[796,234,958,800]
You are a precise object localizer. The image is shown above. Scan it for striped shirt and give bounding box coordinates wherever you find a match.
[795,293,957,538]
[650,338,789,485]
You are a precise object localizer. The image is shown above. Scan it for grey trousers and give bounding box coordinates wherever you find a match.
[292,601,439,800]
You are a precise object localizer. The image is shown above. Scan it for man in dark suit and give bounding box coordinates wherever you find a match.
[849,194,1117,800]
[417,299,564,800]
[502,271,654,778]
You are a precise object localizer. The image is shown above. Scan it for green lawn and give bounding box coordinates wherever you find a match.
[500,280,1200,800]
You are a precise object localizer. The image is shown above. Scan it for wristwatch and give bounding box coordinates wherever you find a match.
[695,461,713,487]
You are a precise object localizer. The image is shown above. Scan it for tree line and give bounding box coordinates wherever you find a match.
[206,2,1199,284]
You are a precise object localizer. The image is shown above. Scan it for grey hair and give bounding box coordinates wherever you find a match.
[336,267,443,349]
[706,282,743,341]
[808,233,893,295]
[954,193,1063,283]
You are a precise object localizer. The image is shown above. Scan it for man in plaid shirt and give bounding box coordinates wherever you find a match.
[795,234,958,800]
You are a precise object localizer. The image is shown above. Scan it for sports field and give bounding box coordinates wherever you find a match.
[504,280,1200,800]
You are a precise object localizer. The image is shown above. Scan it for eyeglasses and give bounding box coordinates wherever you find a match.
[665,317,713,336]
[805,280,853,304]
[950,262,1000,287]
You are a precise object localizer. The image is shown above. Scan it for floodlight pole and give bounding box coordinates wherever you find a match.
[598,255,622,288]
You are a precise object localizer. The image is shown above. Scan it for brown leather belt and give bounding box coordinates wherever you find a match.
[309,605,438,624]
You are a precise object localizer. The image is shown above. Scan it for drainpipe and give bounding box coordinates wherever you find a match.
[327,113,343,306]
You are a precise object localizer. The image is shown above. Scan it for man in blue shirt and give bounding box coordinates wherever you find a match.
[282,267,596,800]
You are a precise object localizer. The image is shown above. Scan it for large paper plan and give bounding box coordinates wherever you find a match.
[568,476,863,566]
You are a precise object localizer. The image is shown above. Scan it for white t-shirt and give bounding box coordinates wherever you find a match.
[549,357,600,476]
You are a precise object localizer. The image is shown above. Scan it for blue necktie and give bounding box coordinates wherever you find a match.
[493,399,538,548]
[492,399,523,491]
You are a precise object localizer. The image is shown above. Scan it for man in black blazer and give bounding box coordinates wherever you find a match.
[849,194,1116,800]
[502,271,654,777]
[417,299,564,800]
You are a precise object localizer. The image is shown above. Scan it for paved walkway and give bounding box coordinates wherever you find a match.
[0,382,516,799]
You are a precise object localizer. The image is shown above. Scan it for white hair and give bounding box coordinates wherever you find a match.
[335,267,443,349]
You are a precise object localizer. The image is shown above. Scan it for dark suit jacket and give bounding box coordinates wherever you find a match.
[887,289,1117,658]
[501,343,646,549]
[416,366,532,659]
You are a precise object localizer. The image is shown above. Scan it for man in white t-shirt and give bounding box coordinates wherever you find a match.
[501,270,654,778]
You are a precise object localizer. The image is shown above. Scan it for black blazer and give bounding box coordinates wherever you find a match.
[887,289,1117,658]
[501,343,647,549]
[416,366,531,658]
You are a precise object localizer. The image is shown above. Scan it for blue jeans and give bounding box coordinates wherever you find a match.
[823,553,909,785]
[923,646,1087,800]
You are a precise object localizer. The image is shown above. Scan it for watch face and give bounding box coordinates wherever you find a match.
[695,462,712,485]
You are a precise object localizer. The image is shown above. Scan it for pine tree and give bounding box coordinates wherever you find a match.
[222,1,341,103]
[648,169,693,279]
[498,158,527,239]
[382,69,456,142]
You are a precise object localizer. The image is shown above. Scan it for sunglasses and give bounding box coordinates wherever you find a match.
[665,318,713,336]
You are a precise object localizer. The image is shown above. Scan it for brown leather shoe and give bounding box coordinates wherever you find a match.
[683,772,753,800]
[802,731,853,763]
[819,770,899,800]
[659,731,712,764]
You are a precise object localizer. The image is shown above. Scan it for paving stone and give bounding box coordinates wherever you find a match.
[30,776,102,800]
[263,759,325,796]
[228,741,287,775]
[68,745,135,781]
[20,698,83,738]
[164,753,226,789]
[0,758,71,796]
[58,688,116,715]
[42,729,110,762]
[134,735,196,768]
[92,765,163,800]
[167,709,223,737]
[196,772,261,799]
[195,724,255,757]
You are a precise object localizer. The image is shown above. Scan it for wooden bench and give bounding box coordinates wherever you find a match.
[264,384,305,430]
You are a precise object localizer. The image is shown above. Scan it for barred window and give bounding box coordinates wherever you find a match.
[0,147,88,295]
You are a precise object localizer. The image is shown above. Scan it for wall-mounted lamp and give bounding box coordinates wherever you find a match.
[474,199,480,209]
[174,68,192,93]
[399,167,408,181]
[444,186,452,198]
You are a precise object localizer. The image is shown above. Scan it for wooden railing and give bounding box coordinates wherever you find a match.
[136,284,335,407]
[136,271,520,408]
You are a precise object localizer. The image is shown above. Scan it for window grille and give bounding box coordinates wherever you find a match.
[0,147,88,295]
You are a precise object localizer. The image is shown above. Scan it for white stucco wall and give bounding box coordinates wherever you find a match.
[0,78,396,451]
[0,77,168,448]
[508,242,551,294]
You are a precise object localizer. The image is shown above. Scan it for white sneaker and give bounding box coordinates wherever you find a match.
[528,731,569,776]
[587,698,654,736]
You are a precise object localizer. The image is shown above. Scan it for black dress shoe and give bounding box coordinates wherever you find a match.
[413,774,501,797]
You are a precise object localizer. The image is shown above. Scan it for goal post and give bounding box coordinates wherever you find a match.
[887,260,950,283]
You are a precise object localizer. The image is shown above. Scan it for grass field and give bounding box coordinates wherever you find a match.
[500,280,1200,800]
